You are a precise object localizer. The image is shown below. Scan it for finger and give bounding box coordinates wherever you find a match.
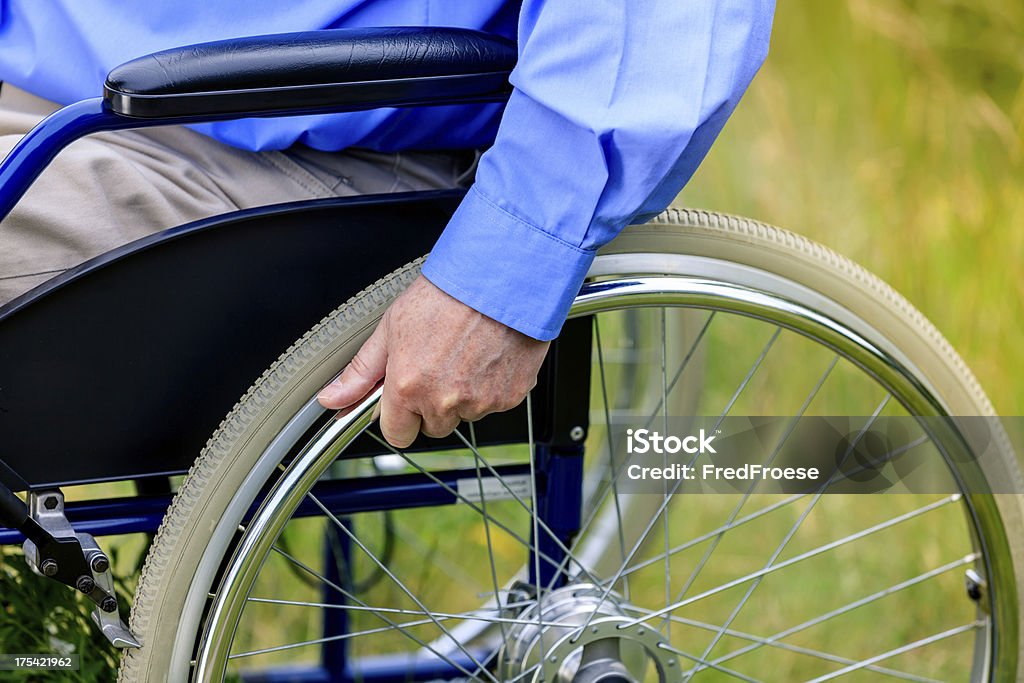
[379,390,423,449]
[317,323,388,409]
[420,412,461,439]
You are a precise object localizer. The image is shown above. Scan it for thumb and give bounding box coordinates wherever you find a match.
[317,321,388,409]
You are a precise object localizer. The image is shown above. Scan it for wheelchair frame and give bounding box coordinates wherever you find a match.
[0,27,603,680]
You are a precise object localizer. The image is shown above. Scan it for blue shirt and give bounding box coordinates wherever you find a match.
[0,1,774,340]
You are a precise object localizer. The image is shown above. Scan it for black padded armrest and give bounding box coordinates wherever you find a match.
[104,27,516,119]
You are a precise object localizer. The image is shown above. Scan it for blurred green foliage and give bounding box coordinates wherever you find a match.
[679,0,1024,414]
[0,546,134,682]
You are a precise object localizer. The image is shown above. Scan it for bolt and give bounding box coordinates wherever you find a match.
[636,628,645,636]
[100,596,118,613]
[40,559,58,577]
[569,426,585,442]
[43,496,58,510]
[965,569,985,602]
[549,655,558,663]
[667,660,675,668]
[592,626,599,633]
[90,554,110,574]
[76,575,95,594]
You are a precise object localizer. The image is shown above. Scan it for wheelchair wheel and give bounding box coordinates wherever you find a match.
[120,209,1024,683]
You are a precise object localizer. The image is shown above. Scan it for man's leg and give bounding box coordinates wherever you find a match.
[0,83,466,306]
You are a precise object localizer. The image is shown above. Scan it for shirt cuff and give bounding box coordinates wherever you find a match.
[422,186,596,341]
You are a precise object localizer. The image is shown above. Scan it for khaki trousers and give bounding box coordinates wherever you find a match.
[0,83,468,305]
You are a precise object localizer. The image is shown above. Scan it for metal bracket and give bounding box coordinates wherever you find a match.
[22,490,140,649]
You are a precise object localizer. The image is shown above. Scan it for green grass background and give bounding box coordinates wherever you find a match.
[677,0,1023,415]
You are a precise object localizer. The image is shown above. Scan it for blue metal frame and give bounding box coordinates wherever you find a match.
[0,464,533,545]
[0,99,152,222]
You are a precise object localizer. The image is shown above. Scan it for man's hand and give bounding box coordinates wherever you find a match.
[317,275,551,448]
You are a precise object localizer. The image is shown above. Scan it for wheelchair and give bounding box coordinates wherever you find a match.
[0,27,1021,683]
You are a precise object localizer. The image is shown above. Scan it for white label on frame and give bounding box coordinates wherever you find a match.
[457,474,533,504]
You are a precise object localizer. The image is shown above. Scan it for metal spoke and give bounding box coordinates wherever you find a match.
[247,598,581,629]
[655,641,763,683]
[660,307,672,636]
[685,553,978,677]
[670,356,838,609]
[451,427,603,588]
[624,493,960,626]
[574,326,782,639]
[247,546,484,680]
[506,662,543,683]
[683,396,891,675]
[548,310,716,591]
[366,431,584,582]
[389,517,485,591]
[643,311,717,425]
[305,491,501,683]
[470,420,509,646]
[803,622,983,683]
[618,431,929,583]
[615,493,807,581]
[594,317,630,601]
[525,391,548,671]
[664,612,942,683]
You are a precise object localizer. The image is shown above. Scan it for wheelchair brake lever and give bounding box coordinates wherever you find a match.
[10,487,140,648]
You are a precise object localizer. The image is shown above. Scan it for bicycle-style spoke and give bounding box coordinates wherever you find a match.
[617,431,929,584]
[684,553,978,677]
[643,311,717,425]
[524,391,549,668]
[470,420,510,645]
[668,356,838,614]
[655,641,763,683]
[660,308,672,636]
[615,493,807,581]
[365,431,586,581]
[241,545,486,680]
[304,491,502,683]
[573,326,783,639]
[662,612,942,683]
[505,662,542,683]
[625,493,960,626]
[594,317,630,600]
[682,395,893,675]
[548,310,716,590]
[803,622,983,683]
[247,599,584,630]
[450,427,603,588]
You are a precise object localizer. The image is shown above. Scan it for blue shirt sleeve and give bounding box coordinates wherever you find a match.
[422,0,775,341]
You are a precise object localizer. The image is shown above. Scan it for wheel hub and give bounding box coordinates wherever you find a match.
[498,583,680,683]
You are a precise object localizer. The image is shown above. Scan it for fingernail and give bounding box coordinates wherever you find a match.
[317,381,342,403]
